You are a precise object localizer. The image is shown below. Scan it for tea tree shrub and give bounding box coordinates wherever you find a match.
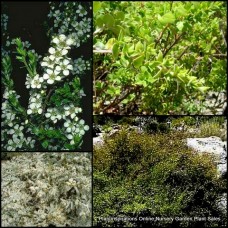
[93,1,227,114]
[94,129,226,227]
[2,152,92,227]
[1,2,91,151]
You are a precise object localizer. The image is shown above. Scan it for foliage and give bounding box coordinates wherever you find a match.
[1,152,92,227]
[1,2,91,151]
[93,1,227,114]
[94,127,227,227]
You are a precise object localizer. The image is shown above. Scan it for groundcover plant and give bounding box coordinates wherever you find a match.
[93,1,227,114]
[93,116,227,227]
[1,152,92,227]
[1,2,92,151]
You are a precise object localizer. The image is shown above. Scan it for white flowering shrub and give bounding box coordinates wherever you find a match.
[2,152,92,227]
[1,2,91,151]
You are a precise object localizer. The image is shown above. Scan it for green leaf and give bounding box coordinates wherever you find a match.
[42,140,49,149]
[176,21,184,31]
[158,12,175,25]
[135,73,147,86]
[118,29,124,41]
[112,43,119,59]
[197,86,210,93]
[16,56,23,61]
[120,56,129,67]
[175,6,188,18]
[135,41,143,52]
[103,14,115,28]
[16,47,26,56]
[93,2,102,14]
[96,15,104,28]
[157,51,163,62]
[107,87,116,96]
[105,38,116,50]
[133,54,144,69]
[115,11,125,20]
[141,66,147,73]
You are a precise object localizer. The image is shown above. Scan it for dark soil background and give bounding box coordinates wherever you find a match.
[1,1,92,151]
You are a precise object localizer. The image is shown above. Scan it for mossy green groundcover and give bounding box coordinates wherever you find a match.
[93,117,227,227]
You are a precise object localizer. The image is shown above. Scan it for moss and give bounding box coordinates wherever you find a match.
[94,129,226,227]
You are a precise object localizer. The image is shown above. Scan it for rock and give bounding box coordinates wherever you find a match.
[93,133,105,145]
[186,136,227,178]
[128,125,143,133]
[217,193,227,214]
[112,124,119,130]
[108,129,119,138]
[93,124,101,137]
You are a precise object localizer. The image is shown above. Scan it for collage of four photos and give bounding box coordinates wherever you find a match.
[1,1,227,227]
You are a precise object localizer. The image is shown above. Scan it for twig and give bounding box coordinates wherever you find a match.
[155,24,170,48]
[93,49,112,54]
[42,88,54,115]
[219,22,227,47]
[102,86,141,113]
[163,33,184,58]
[177,46,189,60]
[212,53,227,59]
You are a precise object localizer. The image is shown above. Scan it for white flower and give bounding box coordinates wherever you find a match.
[66,38,74,46]
[53,37,59,44]
[43,69,61,84]
[7,137,21,151]
[49,47,56,55]
[61,49,68,55]
[27,100,43,115]
[56,59,73,76]
[45,108,62,123]
[64,119,76,133]
[28,94,42,113]
[31,75,44,89]
[67,134,73,140]
[41,56,55,69]
[76,5,87,17]
[59,34,66,41]
[64,105,82,119]
[7,124,24,138]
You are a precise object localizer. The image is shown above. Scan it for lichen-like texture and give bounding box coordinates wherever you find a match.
[1,152,92,227]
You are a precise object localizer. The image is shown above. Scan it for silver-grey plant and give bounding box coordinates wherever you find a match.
[1,152,92,227]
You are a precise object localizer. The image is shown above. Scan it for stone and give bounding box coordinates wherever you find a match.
[93,124,101,137]
[186,136,227,178]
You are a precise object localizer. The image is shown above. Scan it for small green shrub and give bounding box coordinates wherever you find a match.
[94,130,226,227]
[158,122,170,133]
[198,121,223,139]
[144,119,159,134]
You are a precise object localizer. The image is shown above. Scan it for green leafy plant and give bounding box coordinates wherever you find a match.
[93,1,227,114]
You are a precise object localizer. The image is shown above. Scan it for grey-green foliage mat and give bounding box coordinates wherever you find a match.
[1,152,92,227]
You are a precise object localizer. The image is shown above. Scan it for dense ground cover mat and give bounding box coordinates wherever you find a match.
[93,117,227,227]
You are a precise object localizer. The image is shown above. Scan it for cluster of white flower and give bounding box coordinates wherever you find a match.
[72,57,91,75]
[1,88,36,151]
[48,2,91,45]
[2,152,92,226]
[41,34,74,84]
[1,2,91,151]
[64,119,89,145]
[27,93,43,115]
[1,14,8,36]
